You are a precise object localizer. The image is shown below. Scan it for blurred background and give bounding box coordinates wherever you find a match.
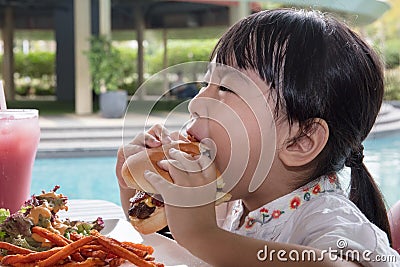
[0,0,399,208]
[0,0,398,114]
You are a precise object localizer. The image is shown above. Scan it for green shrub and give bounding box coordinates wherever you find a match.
[4,40,217,97]
[147,39,217,74]
[14,52,55,78]
[383,39,400,69]
[119,76,138,95]
[118,48,138,94]
[15,84,30,96]
[119,48,138,76]
[384,67,400,100]
[85,36,125,94]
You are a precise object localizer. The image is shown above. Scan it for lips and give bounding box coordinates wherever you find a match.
[186,118,207,143]
[186,127,200,142]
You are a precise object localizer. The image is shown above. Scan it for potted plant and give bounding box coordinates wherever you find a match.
[85,35,127,118]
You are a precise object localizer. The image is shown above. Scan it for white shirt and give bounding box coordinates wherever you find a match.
[220,174,400,266]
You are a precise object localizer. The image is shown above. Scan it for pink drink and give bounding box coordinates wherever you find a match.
[0,109,40,213]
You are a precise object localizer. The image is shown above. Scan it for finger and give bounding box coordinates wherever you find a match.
[157,159,170,171]
[129,132,161,148]
[148,124,172,144]
[143,170,173,196]
[144,133,162,148]
[122,144,146,158]
[170,131,188,141]
[197,153,217,182]
[157,159,186,182]
[168,148,202,173]
[145,168,217,207]
[164,158,213,188]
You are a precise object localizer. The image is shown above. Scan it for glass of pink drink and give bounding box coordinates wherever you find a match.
[0,109,40,213]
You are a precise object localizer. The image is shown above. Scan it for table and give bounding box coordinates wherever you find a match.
[58,199,126,221]
[58,199,210,267]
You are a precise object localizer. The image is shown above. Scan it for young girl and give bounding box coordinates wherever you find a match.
[117,9,400,266]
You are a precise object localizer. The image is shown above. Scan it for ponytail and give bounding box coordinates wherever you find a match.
[347,146,392,245]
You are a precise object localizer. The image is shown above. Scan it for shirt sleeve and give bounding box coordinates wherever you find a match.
[287,196,400,267]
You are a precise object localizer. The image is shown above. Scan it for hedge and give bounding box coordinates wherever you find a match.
[2,38,400,99]
[383,39,400,69]
[384,67,400,100]
[146,39,217,74]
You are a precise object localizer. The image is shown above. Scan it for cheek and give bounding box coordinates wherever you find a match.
[208,120,231,172]
[209,103,259,173]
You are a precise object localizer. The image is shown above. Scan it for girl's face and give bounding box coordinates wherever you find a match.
[187,64,277,198]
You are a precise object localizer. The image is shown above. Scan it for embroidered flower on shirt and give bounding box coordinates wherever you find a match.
[241,175,342,232]
[245,217,256,229]
[328,174,336,184]
[272,210,284,218]
[312,184,321,194]
[303,192,311,201]
[260,208,270,223]
[290,196,301,209]
[260,208,268,214]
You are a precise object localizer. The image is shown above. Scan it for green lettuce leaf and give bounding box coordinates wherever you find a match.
[0,208,10,224]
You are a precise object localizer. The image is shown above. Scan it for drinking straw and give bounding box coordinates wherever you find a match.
[0,81,7,110]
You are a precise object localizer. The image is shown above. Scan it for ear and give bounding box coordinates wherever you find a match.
[279,119,329,167]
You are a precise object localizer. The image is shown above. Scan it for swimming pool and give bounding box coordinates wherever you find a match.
[31,134,400,208]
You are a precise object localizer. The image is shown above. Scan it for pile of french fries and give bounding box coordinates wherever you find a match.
[0,227,163,267]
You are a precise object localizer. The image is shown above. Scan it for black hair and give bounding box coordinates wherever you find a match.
[212,9,391,244]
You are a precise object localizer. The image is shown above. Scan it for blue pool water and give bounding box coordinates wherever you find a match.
[31,135,400,208]
[31,157,121,205]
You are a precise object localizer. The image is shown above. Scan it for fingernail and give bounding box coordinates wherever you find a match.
[144,170,151,176]
[157,160,167,170]
[164,135,172,143]
[169,148,178,153]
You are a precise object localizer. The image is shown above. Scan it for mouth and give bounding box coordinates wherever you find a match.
[186,128,200,142]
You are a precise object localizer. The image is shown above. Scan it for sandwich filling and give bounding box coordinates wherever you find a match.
[128,191,164,220]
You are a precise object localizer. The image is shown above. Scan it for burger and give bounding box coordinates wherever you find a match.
[121,139,231,235]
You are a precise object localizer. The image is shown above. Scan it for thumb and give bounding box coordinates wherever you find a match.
[143,170,174,198]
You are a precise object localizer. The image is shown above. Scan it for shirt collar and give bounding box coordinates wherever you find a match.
[225,174,344,236]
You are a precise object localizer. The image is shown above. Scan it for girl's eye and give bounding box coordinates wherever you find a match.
[200,82,235,94]
[219,86,234,93]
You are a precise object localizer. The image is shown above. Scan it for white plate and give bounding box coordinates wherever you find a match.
[101,219,210,267]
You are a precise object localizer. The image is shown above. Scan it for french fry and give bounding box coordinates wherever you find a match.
[31,226,85,262]
[11,263,36,267]
[0,242,35,255]
[70,232,84,241]
[32,226,70,246]
[90,231,150,259]
[71,251,86,262]
[97,235,157,267]
[36,235,95,267]
[81,244,104,251]
[121,241,154,255]
[109,257,126,267]
[1,247,63,265]
[60,257,106,267]
[80,249,108,261]
[120,243,148,258]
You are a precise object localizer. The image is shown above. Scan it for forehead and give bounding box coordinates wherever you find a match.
[205,62,270,96]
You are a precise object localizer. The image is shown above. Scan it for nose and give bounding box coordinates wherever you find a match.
[188,83,214,116]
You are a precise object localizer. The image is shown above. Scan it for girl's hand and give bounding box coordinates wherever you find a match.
[116,124,172,189]
[116,124,174,218]
[144,147,220,243]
